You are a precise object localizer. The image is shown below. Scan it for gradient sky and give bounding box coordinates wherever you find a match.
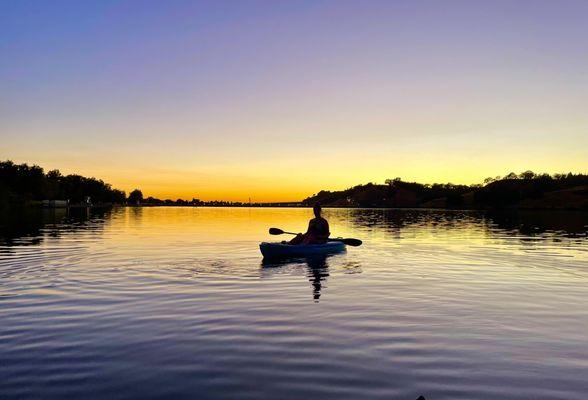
[2,0,587,201]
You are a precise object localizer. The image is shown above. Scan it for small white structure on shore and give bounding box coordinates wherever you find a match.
[42,200,69,208]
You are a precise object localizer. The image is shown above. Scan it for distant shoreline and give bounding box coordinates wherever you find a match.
[2,160,587,212]
[26,203,588,212]
[132,204,588,211]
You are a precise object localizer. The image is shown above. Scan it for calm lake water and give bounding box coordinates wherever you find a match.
[1,207,588,400]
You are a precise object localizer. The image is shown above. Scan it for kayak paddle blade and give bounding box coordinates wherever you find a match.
[343,238,362,247]
[269,228,284,235]
[330,238,362,247]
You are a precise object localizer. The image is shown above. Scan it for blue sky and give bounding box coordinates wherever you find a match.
[2,0,587,200]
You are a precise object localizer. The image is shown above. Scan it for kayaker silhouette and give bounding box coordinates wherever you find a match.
[289,203,330,245]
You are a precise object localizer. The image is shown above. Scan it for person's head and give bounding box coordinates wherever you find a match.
[313,203,322,217]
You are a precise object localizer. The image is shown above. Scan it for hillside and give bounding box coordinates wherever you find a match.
[303,173,588,210]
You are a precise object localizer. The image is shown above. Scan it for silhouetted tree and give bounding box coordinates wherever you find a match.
[0,160,126,206]
[127,189,143,205]
[519,170,535,180]
[385,177,402,186]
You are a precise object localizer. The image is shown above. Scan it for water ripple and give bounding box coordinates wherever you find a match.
[1,207,588,399]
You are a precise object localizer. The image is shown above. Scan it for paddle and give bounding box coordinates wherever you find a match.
[269,227,363,247]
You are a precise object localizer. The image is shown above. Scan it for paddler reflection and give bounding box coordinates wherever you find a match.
[306,255,329,302]
[261,255,330,302]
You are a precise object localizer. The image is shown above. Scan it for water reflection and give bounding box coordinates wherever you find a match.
[342,208,588,242]
[2,207,587,248]
[262,255,332,302]
[1,207,588,400]
[485,210,588,238]
[0,206,112,250]
[306,256,330,301]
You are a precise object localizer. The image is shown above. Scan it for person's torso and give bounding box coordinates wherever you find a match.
[308,217,329,235]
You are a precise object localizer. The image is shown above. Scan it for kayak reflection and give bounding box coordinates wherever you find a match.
[261,255,331,302]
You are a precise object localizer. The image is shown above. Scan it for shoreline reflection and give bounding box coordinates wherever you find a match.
[0,206,114,250]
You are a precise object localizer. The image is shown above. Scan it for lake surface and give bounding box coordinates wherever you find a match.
[1,207,588,400]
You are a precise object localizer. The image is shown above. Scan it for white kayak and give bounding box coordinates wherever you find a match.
[259,241,346,258]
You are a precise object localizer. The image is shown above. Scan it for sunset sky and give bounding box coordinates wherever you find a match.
[2,0,587,201]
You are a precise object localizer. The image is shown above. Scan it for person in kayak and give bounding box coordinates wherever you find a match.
[289,203,330,245]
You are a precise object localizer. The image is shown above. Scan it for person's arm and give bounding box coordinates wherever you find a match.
[305,220,313,235]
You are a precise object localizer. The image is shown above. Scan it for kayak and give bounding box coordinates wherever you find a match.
[260,241,346,258]
[259,241,346,258]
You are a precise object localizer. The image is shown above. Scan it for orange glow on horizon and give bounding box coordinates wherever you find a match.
[8,151,587,203]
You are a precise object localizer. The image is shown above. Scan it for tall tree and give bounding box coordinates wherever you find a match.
[127,189,143,205]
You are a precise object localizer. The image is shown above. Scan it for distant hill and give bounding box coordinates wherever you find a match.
[303,173,588,210]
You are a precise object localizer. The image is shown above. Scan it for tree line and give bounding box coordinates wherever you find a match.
[3,160,587,209]
[0,161,126,207]
[303,171,588,208]
[0,160,297,208]
[126,189,203,206]
[128,189,296,207]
